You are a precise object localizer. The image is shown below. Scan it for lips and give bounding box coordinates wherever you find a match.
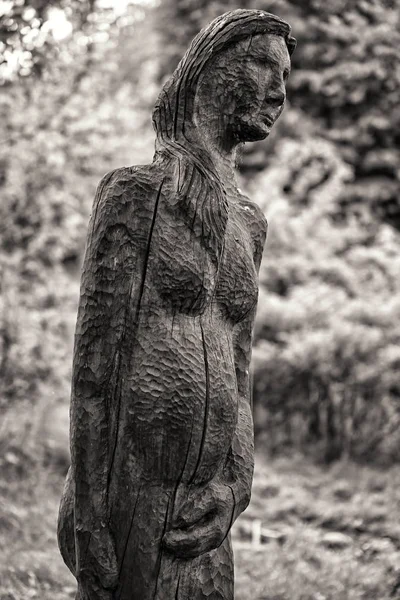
[260,114,275,127]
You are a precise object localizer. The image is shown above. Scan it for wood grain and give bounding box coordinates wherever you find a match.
[58,9,295,599]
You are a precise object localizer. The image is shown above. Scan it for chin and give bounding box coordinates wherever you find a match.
[251,127,270,141]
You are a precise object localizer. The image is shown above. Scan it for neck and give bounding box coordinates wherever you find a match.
[208,143,240,196]
[193,116,241,196]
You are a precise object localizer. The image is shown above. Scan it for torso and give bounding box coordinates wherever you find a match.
[109,166,266,490]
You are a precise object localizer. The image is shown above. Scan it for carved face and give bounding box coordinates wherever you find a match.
[195,33,291,145]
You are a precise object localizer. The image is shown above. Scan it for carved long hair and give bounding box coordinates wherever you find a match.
[152,9,296,267]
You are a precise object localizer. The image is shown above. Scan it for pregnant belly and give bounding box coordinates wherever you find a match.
[117,313,238,485]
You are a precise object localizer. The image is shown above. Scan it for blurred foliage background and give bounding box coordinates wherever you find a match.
[1,0,400,469]
[1,1,400,598]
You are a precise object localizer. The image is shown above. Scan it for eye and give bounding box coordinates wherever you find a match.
[283,68,290,81]
[254,56,270,68]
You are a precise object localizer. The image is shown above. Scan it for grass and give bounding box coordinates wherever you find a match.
[233,455,400,600]
[0,453,399,599]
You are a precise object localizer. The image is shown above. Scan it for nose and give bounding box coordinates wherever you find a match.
[266,88,285,108]
[265,77,286,108]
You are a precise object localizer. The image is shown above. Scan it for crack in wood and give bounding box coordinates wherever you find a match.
[118,487,141,577]
[58,9,295,599]
[188,319,210,485]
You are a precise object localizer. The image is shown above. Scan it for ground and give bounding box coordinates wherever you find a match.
[0,453,399,600]
[233,456,400,600]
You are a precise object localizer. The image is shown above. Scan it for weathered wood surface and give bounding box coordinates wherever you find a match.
[58,9,295,600]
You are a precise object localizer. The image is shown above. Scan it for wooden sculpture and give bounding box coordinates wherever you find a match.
[58,9,295,599]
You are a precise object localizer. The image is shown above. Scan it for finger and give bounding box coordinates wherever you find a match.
[78,577,114,600]
[163,518,223,558]
[172,490,215,529]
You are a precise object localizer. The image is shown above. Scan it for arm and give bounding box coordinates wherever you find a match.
[222,303,257,522]
[71,168,144,592]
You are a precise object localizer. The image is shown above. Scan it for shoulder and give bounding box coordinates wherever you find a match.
[82,165,166,280]
[90,165,166,235]
[93,165,160,215]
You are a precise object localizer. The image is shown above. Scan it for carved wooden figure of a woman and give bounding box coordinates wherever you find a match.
[58,9,295,600]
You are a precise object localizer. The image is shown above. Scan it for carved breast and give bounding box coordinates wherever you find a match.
[148,210,218,316]
[147,197,258,322]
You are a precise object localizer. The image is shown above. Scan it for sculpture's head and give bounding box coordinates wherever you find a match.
[152,9,296,156]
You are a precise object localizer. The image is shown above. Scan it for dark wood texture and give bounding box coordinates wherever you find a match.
[58,9,295,599]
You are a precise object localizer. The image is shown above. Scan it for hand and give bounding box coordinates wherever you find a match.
[77,526,119,598]
[163,482,235,558]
